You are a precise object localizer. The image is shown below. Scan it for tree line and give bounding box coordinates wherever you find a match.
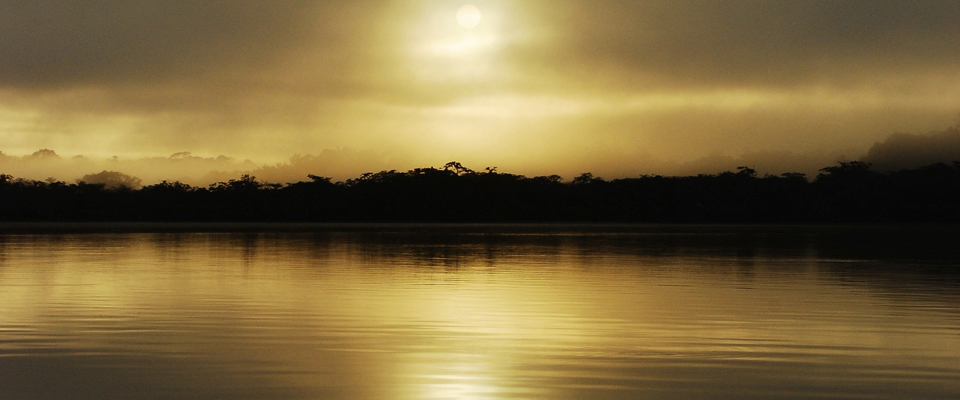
[1,161,959,223]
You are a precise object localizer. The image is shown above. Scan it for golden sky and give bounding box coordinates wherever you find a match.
[1,0,959,182]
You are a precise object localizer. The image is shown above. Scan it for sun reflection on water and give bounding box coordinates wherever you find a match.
[408,356,502,400]
[1,229,959,400]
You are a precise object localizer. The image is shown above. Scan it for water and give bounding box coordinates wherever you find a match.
[1,224,958,399]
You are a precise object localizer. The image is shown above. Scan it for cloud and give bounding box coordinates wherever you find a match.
[862,126,960,172]
[0,149,251,185]
[0,1,344,89]
[0,148,392,186]
[529,0,960,91]
[237,148,393,183]
[9,1,955,105]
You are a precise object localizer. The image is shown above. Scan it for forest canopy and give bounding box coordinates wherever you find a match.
[2,160,959,223]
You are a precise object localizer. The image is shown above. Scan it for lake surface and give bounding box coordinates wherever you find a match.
[1,224,958,400]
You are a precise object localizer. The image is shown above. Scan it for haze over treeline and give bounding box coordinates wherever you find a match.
[2,125,959,186]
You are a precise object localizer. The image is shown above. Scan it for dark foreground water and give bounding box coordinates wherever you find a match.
[1,224,958,400]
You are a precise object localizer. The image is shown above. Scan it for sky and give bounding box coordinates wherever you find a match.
[1,0,959,184]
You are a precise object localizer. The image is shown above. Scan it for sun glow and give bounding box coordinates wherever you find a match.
[424,34,496,56]
[456,5,482,29]
[405,3,507,82]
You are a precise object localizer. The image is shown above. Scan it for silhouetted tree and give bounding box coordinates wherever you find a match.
[210,174,263,192]
[573,172,603,185]
[29,149,60,160]
[79,170,143,190]
[780,172,807,180]
[813,161,888,221]
[307,174,332,184]
[533,175,563,184]
[816,161,873,180]
[736,166,757,177]
[443,161,474,175]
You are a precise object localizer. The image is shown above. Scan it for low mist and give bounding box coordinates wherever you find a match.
[3,125,960,185]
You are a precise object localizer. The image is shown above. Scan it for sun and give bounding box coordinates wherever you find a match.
[457,5,482,29]
[406,2,501,81]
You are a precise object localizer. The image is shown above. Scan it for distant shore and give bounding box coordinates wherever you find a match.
[2,161,959,224]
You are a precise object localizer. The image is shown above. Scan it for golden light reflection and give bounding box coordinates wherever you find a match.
[2,233,960,399]
[411,357,501,400]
